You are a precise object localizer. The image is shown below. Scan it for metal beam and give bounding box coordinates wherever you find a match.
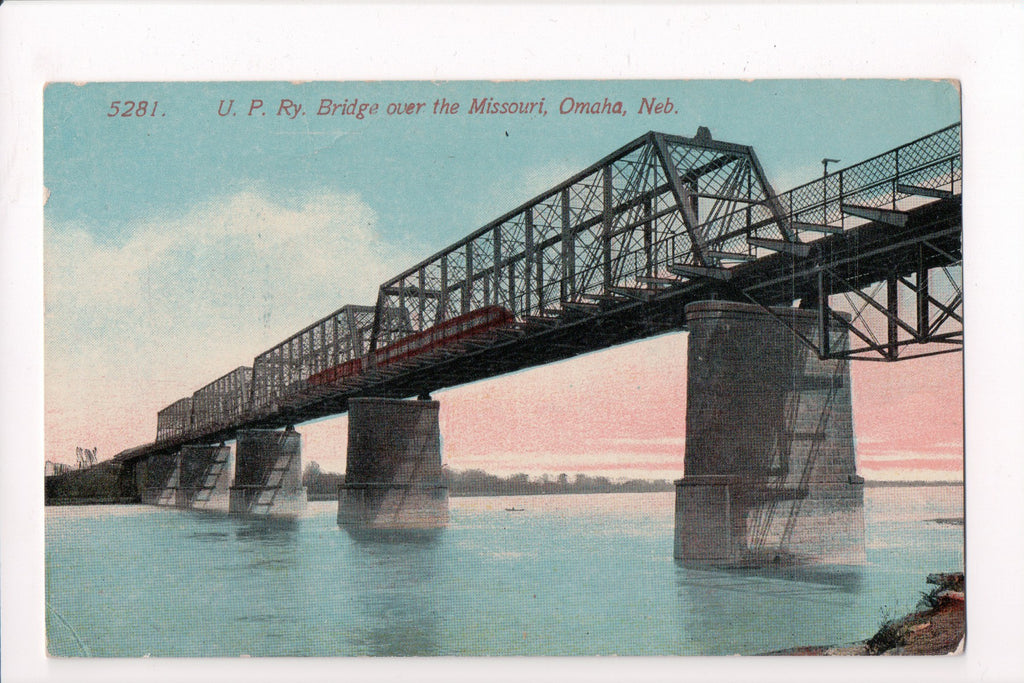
[668,263,733,281]
[707,250,756,262]
[561,301,601,315]
[651,133,708,265]
[747,237,812,258]
[841,204,909,227]
[897,183,953,199]
[602,165,614,290]
[792,221,843,235]
[609,286,653,301]
[561,188,574,302]
[638,276,680,286]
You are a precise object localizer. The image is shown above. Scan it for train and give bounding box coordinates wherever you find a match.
[156,305,516,442]
[308,305,515,387]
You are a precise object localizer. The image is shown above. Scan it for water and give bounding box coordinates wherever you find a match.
[45,487,963,656]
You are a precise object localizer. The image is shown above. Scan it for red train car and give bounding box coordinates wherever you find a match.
[307,356,364,388]
[307,305,514,388]
[371,305,515,368]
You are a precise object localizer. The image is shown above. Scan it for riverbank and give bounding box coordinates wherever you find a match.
[768,572,965,656]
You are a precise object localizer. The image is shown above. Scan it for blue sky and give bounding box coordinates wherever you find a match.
[43,80,962,473]
[46,80,959,246]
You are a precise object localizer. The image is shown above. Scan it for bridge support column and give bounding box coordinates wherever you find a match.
[229,428,306,516]
[140,452,180,506]
[116,459,145,502]
[674,301,865,567]
[338,398,449,529]
[176,444,232,510]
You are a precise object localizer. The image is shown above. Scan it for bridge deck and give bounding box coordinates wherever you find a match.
[118,196,960,463]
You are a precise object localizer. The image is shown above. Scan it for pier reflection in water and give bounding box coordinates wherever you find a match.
[673,564,867,654]
[342,528,444,656]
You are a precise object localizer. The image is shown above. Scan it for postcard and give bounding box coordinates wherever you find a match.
[40,79,964,659]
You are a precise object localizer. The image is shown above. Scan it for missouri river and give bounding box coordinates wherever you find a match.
[45,487,963,656]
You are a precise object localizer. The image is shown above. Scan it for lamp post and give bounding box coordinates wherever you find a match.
[822,158,840,224]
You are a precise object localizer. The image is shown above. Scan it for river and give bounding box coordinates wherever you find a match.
[45,486,963,656]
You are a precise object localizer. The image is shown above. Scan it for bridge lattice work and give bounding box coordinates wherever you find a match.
[119,124,962,462]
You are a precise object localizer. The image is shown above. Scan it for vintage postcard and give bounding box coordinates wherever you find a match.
[40,79,965,659]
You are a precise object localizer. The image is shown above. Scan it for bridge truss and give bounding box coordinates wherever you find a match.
[374,124,962,363]
[117,124,962,461]
[373,127,794,346]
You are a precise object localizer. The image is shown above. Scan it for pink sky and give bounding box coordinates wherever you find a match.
[43,319,963,481]
[288,332,963,481]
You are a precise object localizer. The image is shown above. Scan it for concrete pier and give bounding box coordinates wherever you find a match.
[338,398,449,529]
[229,428,306,516]
[175,444,232,510]
[140,452,180,506]
[674,301,865,567]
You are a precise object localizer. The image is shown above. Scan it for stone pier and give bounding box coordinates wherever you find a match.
[674,301,865,567]
[175,444,232,510]
[228,428,306,516]
[116,458,145,501]
[338,397,449,529]
[140,452,180,506]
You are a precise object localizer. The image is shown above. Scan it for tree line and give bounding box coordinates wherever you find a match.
[303,462,674,498]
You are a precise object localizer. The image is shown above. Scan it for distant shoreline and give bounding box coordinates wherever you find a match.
[44,468,963,506]
[862,480,963,488]
[304,482,963,504]
[306,488,675,502]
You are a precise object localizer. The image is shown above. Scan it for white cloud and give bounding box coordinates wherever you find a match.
[44,190,411,462]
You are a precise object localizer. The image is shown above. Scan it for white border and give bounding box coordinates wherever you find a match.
[2,3,1022,682]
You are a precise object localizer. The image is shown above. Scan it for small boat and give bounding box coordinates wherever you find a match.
[504,507,524,512]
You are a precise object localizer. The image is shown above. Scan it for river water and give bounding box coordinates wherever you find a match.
[45,486,963,657]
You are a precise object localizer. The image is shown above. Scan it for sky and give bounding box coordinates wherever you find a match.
[43,79,963,480]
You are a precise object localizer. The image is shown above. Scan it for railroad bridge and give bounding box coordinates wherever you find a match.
[114,124,962,566]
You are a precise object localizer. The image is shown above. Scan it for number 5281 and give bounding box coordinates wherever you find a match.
[108,101,159,117]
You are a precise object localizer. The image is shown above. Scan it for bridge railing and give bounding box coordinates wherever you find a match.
[712,123,962,254]
[788,122,961,229]
[720,123,963,362]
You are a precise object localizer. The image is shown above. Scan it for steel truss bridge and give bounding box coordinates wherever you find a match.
[115,124,962,463]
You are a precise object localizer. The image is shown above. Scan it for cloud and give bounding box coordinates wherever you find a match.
[44,189,410,461]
